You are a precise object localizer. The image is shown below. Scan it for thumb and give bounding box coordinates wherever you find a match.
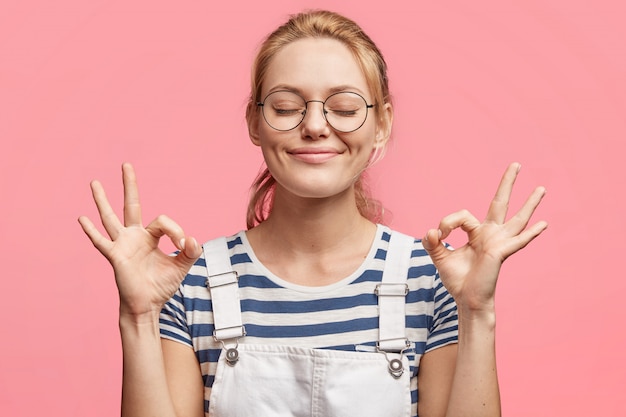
[174,236,202,271]
[422,228,449,264]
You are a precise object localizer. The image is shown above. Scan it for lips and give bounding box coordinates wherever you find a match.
[288,147,342,164]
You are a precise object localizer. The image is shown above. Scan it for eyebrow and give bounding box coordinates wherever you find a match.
[266,84,368,97]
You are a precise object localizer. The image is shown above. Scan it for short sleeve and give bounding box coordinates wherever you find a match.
[159,284,193,347]
[425,271,458,352]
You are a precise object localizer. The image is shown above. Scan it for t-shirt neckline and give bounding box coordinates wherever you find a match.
[237,224,387,293]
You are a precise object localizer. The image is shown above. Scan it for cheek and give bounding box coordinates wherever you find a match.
[354,125,380,151]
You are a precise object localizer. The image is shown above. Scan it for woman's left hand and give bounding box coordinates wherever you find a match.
[422,162,548,313]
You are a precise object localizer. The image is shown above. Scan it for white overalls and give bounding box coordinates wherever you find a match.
[203,232,415,417]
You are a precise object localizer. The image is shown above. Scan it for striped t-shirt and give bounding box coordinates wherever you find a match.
[160,225,459,416]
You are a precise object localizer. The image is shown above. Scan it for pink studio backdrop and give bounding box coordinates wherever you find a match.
[1,1,624,416]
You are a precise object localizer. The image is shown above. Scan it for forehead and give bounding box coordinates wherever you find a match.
[262,37,369,98]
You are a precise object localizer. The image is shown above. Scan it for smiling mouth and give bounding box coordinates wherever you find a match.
[289,149,341,164]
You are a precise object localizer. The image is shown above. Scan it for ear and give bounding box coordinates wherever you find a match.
[374,102,393,149]
[247,104,262,146]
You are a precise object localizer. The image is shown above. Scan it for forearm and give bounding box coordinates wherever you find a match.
[446,308,501,417]
[119,313,178,417]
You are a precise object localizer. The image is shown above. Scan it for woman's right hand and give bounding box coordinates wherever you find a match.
[78,163,202,319]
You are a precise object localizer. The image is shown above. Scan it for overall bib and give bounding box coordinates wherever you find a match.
[203,232,415,417]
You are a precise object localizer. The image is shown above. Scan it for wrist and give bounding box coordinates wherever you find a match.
[456,303,497,331]
[119,307,161,327]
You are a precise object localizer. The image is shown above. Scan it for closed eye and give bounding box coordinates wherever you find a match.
[273,107,304,116]
[328,109,359,117]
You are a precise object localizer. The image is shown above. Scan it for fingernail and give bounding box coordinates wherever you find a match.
[179,238,186,250]
[437,229,442,239]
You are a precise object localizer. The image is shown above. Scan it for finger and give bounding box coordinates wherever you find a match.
[145,214,187,249]
[505,186,547,235]
[174,236,202,269]
[501,220,548,260]
[122,163,142,227]
[485,162,521,224]
[423,209,480,265]
[78,215,113,258]
[438,209,481,240]
[145,215,202,271]
[91,180,123,240]
[422,228,449,264]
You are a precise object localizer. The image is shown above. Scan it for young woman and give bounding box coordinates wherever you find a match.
[79,10,547,417]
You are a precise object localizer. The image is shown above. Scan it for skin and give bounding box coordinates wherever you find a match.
[246,38,393,286]
[79,37,547,417]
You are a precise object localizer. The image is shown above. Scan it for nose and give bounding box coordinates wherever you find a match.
[301,100,330,138]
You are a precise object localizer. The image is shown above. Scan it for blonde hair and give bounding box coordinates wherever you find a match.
[245,10,392,229]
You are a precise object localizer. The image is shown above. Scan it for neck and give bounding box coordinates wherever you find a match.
[245,185,379,286]
[250,184,376,255]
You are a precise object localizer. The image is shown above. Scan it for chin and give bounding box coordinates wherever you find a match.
[281,179,356,201]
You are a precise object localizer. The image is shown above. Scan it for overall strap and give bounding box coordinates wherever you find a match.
[203,237,246,342]
[376,232,414,353]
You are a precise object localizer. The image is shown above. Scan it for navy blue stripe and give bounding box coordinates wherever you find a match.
[227,236,243,248]
[406,287,435,303]
[352,269,383,283]
[239,270,384,288]
[159,314,189,332]
[165,304,186,323]
[178,290,439,316]
[160,329,191,345]
[169,292,184,305]
[197,348,222,364]
[438,299,457,317]
[434,295,457,316]
[238,274,284,289]
[322,343,369,351]
[411,246,429,257]
[245,316,379,338]
[184,297,212,312]
[406,314,430,329]
[408,264,437,278]
[241,293,377,314]
[189,323,216,338]
[194,257,207,268]
[426,334,458,351]
[181,273,208,287]
[413,341,426,352]
[429,325,459,341]
[374,248,386,260]
[438,311,459,326]
[231,252,252,265]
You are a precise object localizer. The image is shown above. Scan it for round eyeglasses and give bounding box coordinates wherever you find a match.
[257,90,375,133]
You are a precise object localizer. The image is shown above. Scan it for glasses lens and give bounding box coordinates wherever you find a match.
[324,92,369,132]
[262,91,306,131]
[260,91,371,132]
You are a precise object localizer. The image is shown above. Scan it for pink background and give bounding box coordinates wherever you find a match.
[1,0,624,415]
